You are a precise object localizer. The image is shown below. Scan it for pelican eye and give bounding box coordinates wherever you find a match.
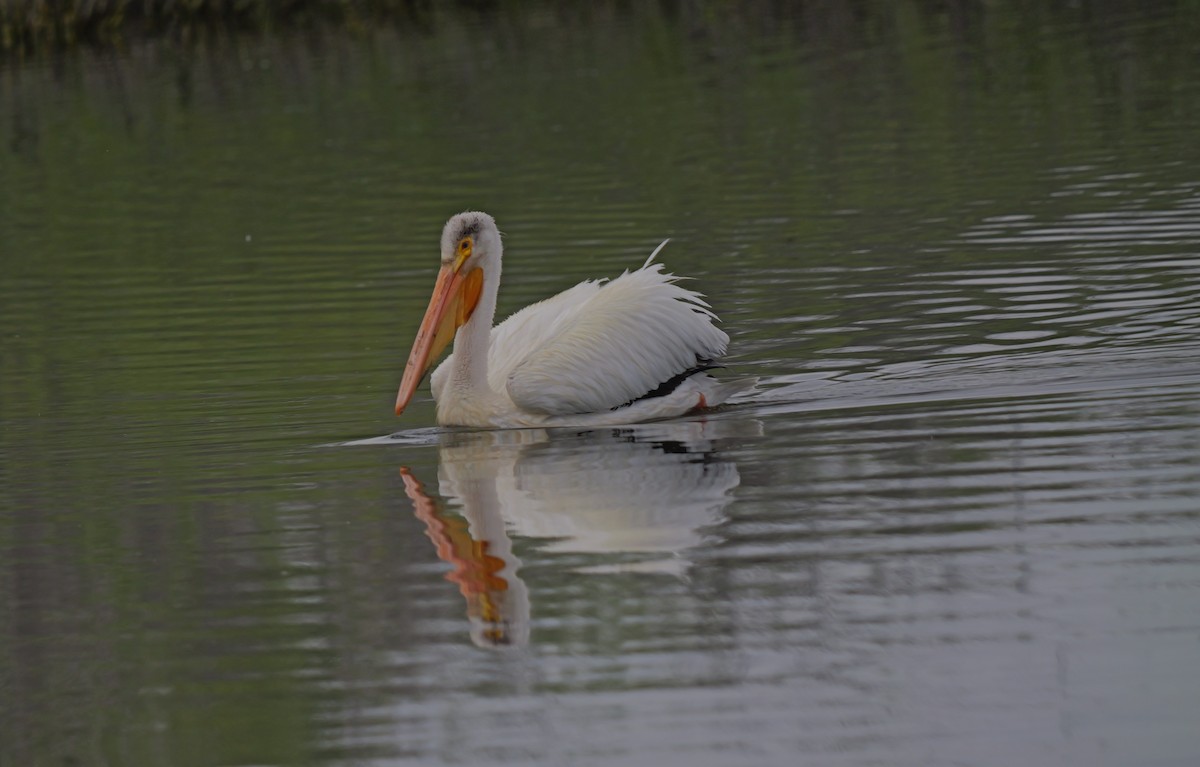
[453,237,473,269]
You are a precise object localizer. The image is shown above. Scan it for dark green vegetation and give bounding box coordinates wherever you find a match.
[3,0,1199,58]
[9,0,794,53]
[2,0,429,53]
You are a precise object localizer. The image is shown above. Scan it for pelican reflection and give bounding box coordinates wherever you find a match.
[400,419,757,647]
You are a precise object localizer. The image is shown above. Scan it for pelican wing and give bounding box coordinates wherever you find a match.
[485,279,605,391]
[501,262,728,416]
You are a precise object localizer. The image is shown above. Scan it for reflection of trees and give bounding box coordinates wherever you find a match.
[0,465,332,766]
[4,0,1198,65]
[6,1,1198,175]
[399,420,757,647]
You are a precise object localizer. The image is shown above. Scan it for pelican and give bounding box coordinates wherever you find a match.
[394,211,751,427]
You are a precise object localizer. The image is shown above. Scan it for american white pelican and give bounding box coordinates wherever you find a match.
[394,211,750,427]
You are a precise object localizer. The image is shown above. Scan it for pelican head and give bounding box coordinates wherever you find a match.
[440,211,501,269]
[395,212,502,416]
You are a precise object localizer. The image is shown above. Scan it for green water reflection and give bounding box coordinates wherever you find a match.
[2,4,1200,766]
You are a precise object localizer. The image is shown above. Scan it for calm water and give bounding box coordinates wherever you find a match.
[3,5,1200,766]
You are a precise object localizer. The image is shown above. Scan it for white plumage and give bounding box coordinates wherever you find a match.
[399,420,755,646]
[395,212,751,428]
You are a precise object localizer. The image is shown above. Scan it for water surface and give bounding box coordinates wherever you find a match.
[2,5,1200,766]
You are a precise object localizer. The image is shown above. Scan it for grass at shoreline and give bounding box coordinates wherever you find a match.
[0,0,458,54]
[3,0,1196,60]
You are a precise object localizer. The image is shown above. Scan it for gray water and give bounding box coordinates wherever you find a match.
[2,5,1200,766]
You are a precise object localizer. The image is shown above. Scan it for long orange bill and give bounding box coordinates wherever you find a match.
[395,265,484,416]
